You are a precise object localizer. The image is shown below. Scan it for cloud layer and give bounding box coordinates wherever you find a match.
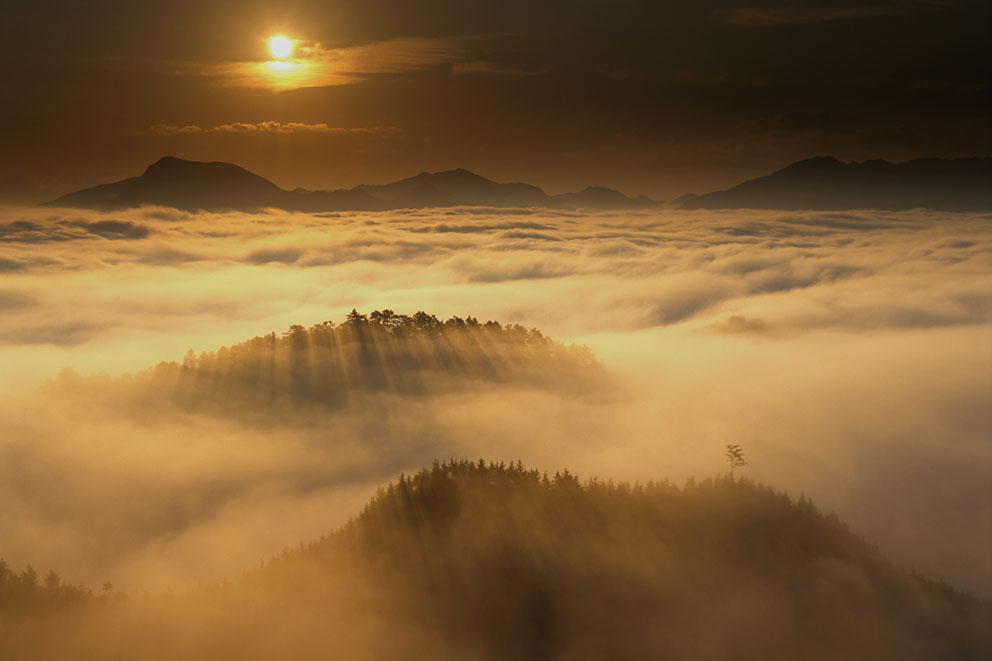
[0,204,990,596]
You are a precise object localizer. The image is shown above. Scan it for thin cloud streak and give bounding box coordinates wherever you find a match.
[148,122,400,136]
[715,1,956,27]
[199,35,496,90]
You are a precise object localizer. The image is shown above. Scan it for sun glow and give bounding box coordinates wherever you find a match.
[270,36,292,59]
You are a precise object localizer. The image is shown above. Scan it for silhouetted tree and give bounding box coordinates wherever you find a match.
[346,309,368,326]
[725,444,746,480]
[44,570,61,591]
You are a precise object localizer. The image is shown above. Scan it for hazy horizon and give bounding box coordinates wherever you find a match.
[2,1,990,204]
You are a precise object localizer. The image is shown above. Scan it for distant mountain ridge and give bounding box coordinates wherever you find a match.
[680,156,992,211]
[46,157,659,212]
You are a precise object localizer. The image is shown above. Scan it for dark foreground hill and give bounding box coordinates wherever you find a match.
[3,461,989,660]
[45,157,658,212]
[680,156,992,211]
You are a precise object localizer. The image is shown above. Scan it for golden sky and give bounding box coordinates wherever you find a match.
[0,0,989,203]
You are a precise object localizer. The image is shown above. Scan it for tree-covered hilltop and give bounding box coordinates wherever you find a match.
[113,310,602,413]
[286,460,992,660]
[0,560,93,615]
[6,461,989,660]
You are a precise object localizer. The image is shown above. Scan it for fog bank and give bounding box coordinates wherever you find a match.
[0,204,989,594]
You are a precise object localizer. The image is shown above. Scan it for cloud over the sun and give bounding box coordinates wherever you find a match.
[197,35,503,90]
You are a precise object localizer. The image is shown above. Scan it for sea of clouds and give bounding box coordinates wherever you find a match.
[0,204,989,594]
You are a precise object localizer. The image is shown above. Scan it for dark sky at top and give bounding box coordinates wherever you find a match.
[0,0,988,202]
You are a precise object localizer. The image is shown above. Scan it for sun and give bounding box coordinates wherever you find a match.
[269,36,292,59]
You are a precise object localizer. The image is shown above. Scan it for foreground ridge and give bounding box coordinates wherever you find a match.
[4,459,990,660]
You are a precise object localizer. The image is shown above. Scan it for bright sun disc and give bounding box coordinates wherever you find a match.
[270,36,292,59]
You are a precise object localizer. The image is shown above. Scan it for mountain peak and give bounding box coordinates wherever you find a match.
[682,156,992,211]
[553,185,659,209]
[149,155,184,167]
[46,158,656,212]
[142,156,206,176]
[140,156,272,183]
[777,156,846,174]
[43,156,287,211]
[439,167,480,176]
[416,168,494,185]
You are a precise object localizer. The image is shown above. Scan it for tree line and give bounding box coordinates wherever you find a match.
[0,559,94,614]
[122,310,602,413]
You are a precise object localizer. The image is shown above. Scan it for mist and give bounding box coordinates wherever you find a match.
[0,203,990,599]
[5,462,990,661]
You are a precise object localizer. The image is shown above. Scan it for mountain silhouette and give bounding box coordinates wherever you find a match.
[555,185,658,209]
[354,168,552,208]
[50,157,294,211]
[680,156,992,211]
[46,157,657,212]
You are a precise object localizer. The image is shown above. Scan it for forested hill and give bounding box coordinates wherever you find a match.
[52,310,604,414]
[6,461,987,660]
[292,461,992,660]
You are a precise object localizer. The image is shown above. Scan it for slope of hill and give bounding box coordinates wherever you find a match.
[554,185,657,209]
[44,158,657,212]
[48,157,292,211]
[3,460,989,660]
[680,156,992,211]
[354,168,552,207]
[49,310,603,418]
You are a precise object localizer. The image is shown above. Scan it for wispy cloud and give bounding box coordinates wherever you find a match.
[708,314,770,335]
[92,34,532,92]
[451,60,549,77]
[206,36,486,90]
[329,37,470,75]
[714,1,955,27]
[148,122,400,136]
[1,219,151,243]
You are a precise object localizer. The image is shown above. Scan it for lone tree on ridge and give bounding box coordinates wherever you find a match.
[725,444,746,480]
